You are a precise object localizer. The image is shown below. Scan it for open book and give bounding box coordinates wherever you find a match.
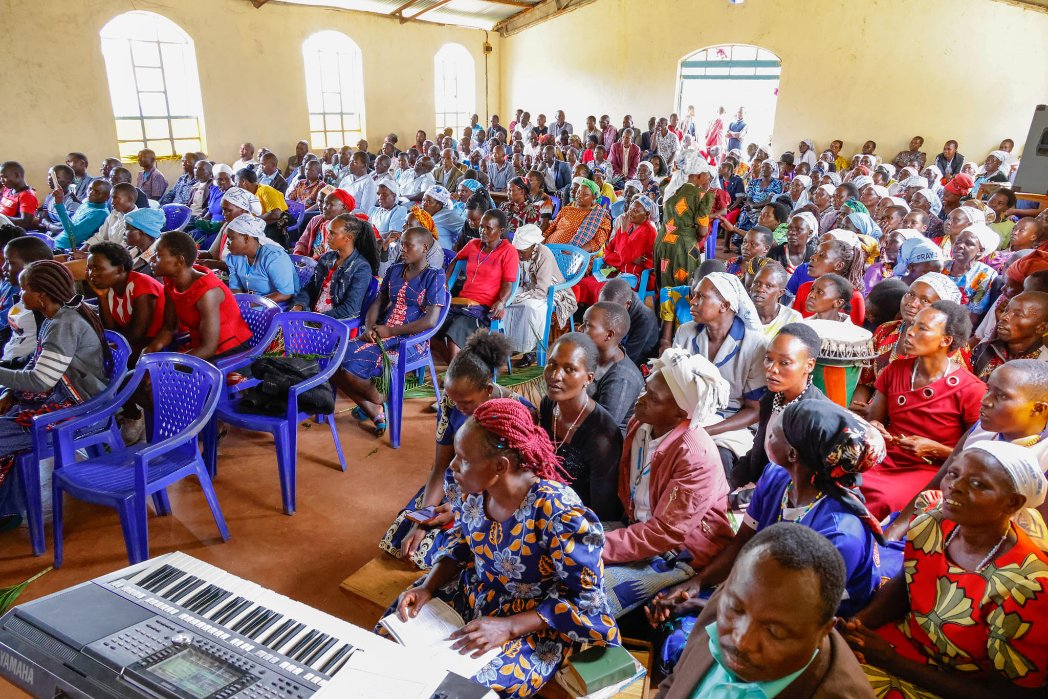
[379,599,501,684]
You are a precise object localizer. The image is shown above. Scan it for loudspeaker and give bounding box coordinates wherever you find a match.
[1014,104,1048,194]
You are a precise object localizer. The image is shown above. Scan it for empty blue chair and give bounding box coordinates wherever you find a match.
[15,331,130,556]
[590,258,654,305]
[161,204,192,232]
[446,259,519,374]
[214,294,281,372]
[286,200,306,236]
[51,353,227,567]
[203,313,350,514]
[538,244,591,366]
[289,254,318,290]
[703,218,721,260]
[387,302,449,449]
[26,232,56,250]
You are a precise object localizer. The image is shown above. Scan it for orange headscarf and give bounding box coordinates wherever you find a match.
[410,205,438,240]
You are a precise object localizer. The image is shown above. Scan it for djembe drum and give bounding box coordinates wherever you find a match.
[801,319,876,407]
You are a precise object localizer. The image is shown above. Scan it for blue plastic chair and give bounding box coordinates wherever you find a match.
[161,204,192,232]
[609,199,626,219]
[289,254,318,290]
[26,232,56,250]
[550,195,562,218]
[703,218,721,260]
[590,258,654,306]
[50,353,227,567]
[15,332,130,556]
[203,313,350,515]
[446,259,520,374]
[286,200,307,236]
[387,301,450,449]
[344,277,379,337]
[598,196,611,209]
[214,294,281,373]
[539,244,591,366]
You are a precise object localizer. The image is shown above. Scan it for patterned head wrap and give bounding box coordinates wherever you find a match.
[913,188,942,216]
[852,175,874,191]
[842,199,869,216]
[409,205,437,239]
[222,186,263,216]
[633,194,659,224]
[704,272,763,330]
[780,401,887,543]
[460,178,482,192]
[894,239,944,278]
[648,348,730,430]
[912,272,962,304]
[967,441,1046,509]
[571,177,600,197]
[901,175,930,190]
[424,184,451,208]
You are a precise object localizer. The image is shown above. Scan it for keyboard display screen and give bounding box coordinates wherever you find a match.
[149,647,243,698]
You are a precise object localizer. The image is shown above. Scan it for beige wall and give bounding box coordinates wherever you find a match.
[1,0,500,188]
[501,0,1048,163]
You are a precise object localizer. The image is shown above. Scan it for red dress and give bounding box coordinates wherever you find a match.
[602,220,657,289]
[861,358,985,519]
[106,271,166,339]
[792,280,866,325]
[165,267,252,355]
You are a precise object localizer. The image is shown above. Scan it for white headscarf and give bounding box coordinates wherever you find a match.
[961,224,1001,255]
[886,196,910,213]
[853,175,874,191]
[892,228,923,243]
[913,188,942,216]
[901,175,929,190]
[511,223,544,250]
[226,213,280,246]
[213,163,234,179]
[878,163,896,179]
[954,206,984,227]
[791,175,812,211]
[912,271,961,303]
[648,348,730,430]
[825,171,841,186]
[664,150,716,201]
[704,272,763,330]
[623,179,643,193]
[377,176,400,197]
[968,441,1047,509]
[791,211,818,234]
[816,183,836,198]
[870,185,890,199]
[826,228,861,249]
[986,150,1011,177]
[222,186,263,216]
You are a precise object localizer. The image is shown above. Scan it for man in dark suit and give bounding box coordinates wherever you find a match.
[654,524,874,699]
[536,145,571,196]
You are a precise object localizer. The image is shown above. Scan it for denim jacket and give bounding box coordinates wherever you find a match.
[292,249,373,320]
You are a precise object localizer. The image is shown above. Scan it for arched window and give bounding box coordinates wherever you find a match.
[676,45,781,150]
[303,31,366,149]
[100,11,206,159]
[434,43,475,136]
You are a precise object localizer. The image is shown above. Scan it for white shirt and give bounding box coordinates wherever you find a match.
[3,300,38,362]
[629,423,667,523]
[84,206,136,248]
[338,172,378,213]
[232,158,258,174]
[797,149,818,169]
[400,171,436,202]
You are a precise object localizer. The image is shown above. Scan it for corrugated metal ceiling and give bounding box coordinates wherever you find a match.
[271,0,540,30]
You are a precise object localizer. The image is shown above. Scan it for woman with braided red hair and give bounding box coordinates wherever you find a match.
[0,260,111,532]
[388,398,619,697]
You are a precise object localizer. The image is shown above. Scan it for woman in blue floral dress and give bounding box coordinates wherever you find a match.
[386,398,619,697]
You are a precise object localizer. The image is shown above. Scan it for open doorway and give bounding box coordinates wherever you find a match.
[676,45,781,152]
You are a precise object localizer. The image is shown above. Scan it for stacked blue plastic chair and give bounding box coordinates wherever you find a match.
[26,232,56,250]
[387,302,450,449]
[538,244,591,366]
[161,204,192,232]
[289,254,318,290]
[203,313,350,515]
[446,259,519,375]
[15,331,130,556]
[50,353,227,567]
[703,219,721,260]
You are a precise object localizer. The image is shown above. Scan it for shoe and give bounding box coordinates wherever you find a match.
[513,352,536,369]
[119,416,146,446]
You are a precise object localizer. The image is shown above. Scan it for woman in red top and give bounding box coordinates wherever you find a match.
[145,231,252,360]
[433,209,518,361]
[792,239,867,325]
[862,301,986,519]
[601,195,658,290]
[86,242,165,356]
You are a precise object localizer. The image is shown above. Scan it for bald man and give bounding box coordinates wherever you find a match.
[432,147,465,191]
[972,291,1048,381]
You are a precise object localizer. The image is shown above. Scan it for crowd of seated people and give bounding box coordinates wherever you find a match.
[2,111,1048,698]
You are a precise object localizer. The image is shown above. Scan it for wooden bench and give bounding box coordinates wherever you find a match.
[339,554,423,626]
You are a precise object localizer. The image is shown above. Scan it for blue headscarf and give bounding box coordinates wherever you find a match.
[124,207,166,239]
[846,212,878,238]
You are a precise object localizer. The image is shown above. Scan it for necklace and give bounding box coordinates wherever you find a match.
[778,483,824,523]
[911,357,952,391]
[944,524,1011,573]
[471,241,499,281]
[772,380,811,414]
[553,398,590,449]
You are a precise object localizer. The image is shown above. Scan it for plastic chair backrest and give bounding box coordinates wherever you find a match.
[447,259,466,289]
[545,244,590,285]
[550,196,561,217]
[401,297,450,356]
[233,294,280,350]
[359,277,380,317]
[27,232,56,250]
[286,200,306,219]
[277,313,348,375]
[290,254,317,288]
[610,199,625,219]
[104,331,132,385]
[148,354,223,441]
[161,204,192,232]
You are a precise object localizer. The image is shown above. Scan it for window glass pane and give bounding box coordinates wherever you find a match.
[311,132,326,149]
[173,139,200,155]
[130,40,161,67]
[343,113,360,130]
[323,92,341,113]
[733,46,757,61]
[144,119,170,139]
[116,120,144,141]
[309,114,325,131]
[139,92,169,117]
[325,114,342,131]
[135,66,165,91]
[150,140,175,158]
[118,141,145,159]
[170,117,199,139]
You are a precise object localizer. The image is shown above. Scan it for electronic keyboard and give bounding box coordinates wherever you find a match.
[0,552,456,698]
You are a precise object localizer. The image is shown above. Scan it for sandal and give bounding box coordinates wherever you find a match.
[352,405,387,436]
[372,415,387,437]
[350,406,369,421]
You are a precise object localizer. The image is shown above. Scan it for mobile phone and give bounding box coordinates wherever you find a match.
[405,506,438,524]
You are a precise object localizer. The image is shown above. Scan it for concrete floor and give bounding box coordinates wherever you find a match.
[0,396,438,695]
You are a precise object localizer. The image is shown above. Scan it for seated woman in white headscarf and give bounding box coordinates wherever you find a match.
[672,272,769,487]
[599,349,735,618]
[223,214,298,304]
[196,186,263,272]
[788,174,812,212]
[502,224,576,357]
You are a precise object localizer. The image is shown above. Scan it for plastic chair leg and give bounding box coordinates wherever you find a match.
[17,454,45,556]
[428,357,441,404]
[202,416,219,479]
[52,483,64,568]
[195,463,230,542]
[327,414,347,472]
[119,497,147,565]
[152,489,172,517]
[273,426,296,515]
[387,366,406,449]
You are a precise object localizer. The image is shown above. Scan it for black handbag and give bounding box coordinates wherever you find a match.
[234,356,336,416]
